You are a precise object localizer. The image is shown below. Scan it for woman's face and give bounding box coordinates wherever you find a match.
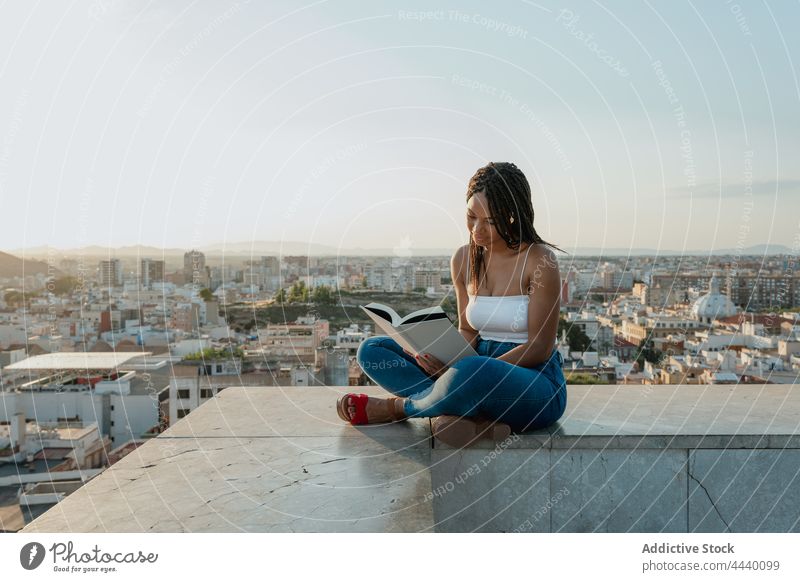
[466,190,499,248]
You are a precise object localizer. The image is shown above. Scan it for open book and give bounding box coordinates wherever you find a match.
[360,302,478,366]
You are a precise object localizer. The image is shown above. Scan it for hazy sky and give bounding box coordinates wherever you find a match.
[0,0,798,254]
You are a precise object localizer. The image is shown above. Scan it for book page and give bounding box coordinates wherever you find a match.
[361,303,400,326]
[398,305,448,325]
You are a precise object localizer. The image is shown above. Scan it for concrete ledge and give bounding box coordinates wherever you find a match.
[442,384,800,450]
[432,384,800,532]
[22,384,800,533]
[22,386,433,533]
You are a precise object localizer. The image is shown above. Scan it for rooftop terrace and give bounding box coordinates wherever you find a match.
[21,383,800,533]
[5,352,151,371]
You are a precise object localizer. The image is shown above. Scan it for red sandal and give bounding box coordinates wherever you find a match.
[336,393,369,424]
[336,393,406,425]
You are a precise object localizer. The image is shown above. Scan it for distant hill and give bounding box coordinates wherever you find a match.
[12,245,184,258]
[0,250,61,278]
[562,244,795,257]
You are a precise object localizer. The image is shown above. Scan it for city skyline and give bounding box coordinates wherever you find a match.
[3,240,799,258]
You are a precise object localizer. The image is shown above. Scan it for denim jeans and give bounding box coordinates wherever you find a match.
[355,335,567,432]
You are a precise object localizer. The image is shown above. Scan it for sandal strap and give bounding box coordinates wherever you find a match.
[345,395,406,425]
[347,393,369,424]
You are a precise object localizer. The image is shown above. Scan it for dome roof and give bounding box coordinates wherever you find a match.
[691,274,737,320]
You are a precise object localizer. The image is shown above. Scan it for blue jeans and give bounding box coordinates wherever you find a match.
[355,335,567,432]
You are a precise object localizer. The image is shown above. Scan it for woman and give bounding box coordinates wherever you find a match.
[337,161,567,448]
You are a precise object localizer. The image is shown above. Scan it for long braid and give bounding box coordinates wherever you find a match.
[466,161,566,294]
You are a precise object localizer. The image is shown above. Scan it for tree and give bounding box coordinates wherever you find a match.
[184,346,244,361]
[50,276,80,296]
[199,287,214,302]
[4,290,28,308]
[288,281,309,303]
[564,372,607,385]
[311,284,335,305]
[273,288,287,304]
[557,318,592,352]
[636,338,664,368]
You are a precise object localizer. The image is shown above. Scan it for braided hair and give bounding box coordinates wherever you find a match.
[466,161,565,294]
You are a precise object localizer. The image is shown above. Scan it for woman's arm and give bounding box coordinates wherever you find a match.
[405,246,478,376]
[459,328,480,350]
[452,245,480,350]
[496,246,562,368]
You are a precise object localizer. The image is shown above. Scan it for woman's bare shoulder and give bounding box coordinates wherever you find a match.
[451,244,470,285]
[451,244,470,265]
[526,243,559,266]
[522,243,560,292]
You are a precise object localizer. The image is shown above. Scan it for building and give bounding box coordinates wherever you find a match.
[648,270,800,311]
[560,278,572,304]
[256,316,329,364]
[98,259,123,287]
[658,355,707,385]
[139,259,165,288]
[0,419,108,531]
[643,274,698,307]
[168,361,274,424]
[0,348,27,370]
[1,352,166,448]
[726,272,800,311]
[183,250,207,288]
[242,256,281,291]
[691,274,738,324]
[335,324,369,356]
[414,270,443,292]
[365,260,415,293]
[621,314,702,347]
[172,303,201,333]
[317,346,349,386]
[610,335,638,361]
[168,372,207,425]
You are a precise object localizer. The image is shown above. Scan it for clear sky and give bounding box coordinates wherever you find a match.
[0,0,798,254]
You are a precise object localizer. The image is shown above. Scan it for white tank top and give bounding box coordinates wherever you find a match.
[465,245,533,343]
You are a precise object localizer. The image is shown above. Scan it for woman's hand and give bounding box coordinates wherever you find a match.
[413,352,449,379]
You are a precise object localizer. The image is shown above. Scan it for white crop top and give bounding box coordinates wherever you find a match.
[464,245,533,343]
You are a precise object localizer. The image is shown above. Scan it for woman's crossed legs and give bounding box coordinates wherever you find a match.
[355,335,563,432]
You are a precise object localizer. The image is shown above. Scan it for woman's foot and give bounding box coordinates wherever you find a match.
[336,393,408,425]
[431,415,512,448]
